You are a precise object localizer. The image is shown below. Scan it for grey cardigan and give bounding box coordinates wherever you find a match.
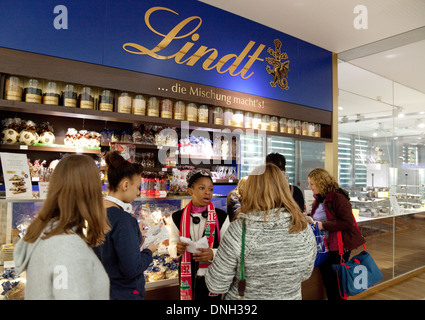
[14,226,109,300]
[205,208,316,300]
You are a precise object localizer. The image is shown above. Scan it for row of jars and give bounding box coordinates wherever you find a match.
[213,107,321,137]
[4,75,321,137]
[3,75,210,121]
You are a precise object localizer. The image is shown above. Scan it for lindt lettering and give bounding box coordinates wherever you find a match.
[122,7,265,79]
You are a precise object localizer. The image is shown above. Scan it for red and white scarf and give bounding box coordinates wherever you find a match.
[179,200,219,300]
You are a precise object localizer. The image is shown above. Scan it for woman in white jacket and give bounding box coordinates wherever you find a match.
[205,163,316,300]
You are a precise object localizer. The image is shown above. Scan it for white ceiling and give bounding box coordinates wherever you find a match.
[200,0,425,139]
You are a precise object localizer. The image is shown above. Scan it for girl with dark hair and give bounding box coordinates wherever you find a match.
[94,151,158,300]
[168,169,230,300]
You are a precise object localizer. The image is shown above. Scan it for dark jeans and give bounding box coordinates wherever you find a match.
[319,250,351,300]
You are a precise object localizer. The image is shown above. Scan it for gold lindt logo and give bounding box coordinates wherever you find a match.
[122,6,266,80]
[266,39,290,90]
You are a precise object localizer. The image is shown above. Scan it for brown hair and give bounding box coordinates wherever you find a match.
[105,151,142,192]
[239,163,307,233]
[24,154,109,247]
[307,168,340,196]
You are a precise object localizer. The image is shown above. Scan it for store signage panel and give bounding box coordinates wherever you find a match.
[0,0,332,112]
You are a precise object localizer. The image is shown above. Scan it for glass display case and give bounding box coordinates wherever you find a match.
[0,195,227,299]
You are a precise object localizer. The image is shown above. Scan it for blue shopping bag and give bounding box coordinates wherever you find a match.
[332,231,383,299]
[311,222,329,268]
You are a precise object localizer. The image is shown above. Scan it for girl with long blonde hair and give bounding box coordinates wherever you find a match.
[205,163,316,300]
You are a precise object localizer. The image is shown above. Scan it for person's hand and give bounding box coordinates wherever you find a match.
[176,241,188,255]
[147,242,159,253]
[314,221,324,230]
[193,248,213,262]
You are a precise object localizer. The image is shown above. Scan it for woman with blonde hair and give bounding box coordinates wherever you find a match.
[14,154,110,299]
[307,168,365,300]
[205,163,316,300]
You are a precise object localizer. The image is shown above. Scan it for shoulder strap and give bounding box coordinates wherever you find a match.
[238,219,246,300]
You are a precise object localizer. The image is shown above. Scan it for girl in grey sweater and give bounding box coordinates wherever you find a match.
[205,163,316,300]
[14,154,110,300]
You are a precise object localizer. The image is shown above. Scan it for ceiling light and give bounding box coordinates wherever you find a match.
[373,132,378,137]
[338,106,344,111]
[398,113,405,118]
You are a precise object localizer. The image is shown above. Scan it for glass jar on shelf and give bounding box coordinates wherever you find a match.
[174,101,185,120]
[62,83,78,108]
[147,96,160,117]
[314,123,321,137]
[160,98,173,118]
[118,92,132,113]
[186,102,198,121]
[302,121,309,136]
[270,116,278,132]
[261,115,270,131]
[99,89,114,112]
[309,123,315,136]
[4,75,23,101]
[132,94,146,115]
[198,104,209,123]
[279,118,287,133]
[252,113,262,129]
[294,120,301,135]
[43,81,60,105]
[244,112,252,129]
[223,108,234,126]
[213,106,223,125]
[79,86,94,109]
[24,78,42,103]
[233,110,244,127]
[287,119,295,134]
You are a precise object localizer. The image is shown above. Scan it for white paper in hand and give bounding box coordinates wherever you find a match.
[180,236,209,253]
[141,221,169,251]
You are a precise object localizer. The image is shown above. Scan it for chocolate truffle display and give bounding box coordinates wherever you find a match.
[160,98,173,118]
[118,92,132,113]
[79,86,94,109]
[62,84,78,108]
[24,79,42,103]
[133,94,146,115]
[99,89,114,112]
[147,97,160,117]
[198,104,208,123]
[174,101,185,120]
[4,75,23,101]
[42,81,60,105]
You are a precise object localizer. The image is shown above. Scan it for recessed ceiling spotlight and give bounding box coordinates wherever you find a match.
[338,106,343,111]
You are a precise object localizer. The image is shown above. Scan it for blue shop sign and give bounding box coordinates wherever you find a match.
[0,0,332,111]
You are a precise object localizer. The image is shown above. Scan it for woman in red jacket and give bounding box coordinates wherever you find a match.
[307,168,365,300]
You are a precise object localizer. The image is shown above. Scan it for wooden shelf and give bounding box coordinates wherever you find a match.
[0,143,101,154]
[0,99,331,142]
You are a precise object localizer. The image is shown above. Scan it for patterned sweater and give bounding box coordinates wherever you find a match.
[205,208,316,300]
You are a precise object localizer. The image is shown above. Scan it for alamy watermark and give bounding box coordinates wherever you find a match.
[353,5,368,30]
